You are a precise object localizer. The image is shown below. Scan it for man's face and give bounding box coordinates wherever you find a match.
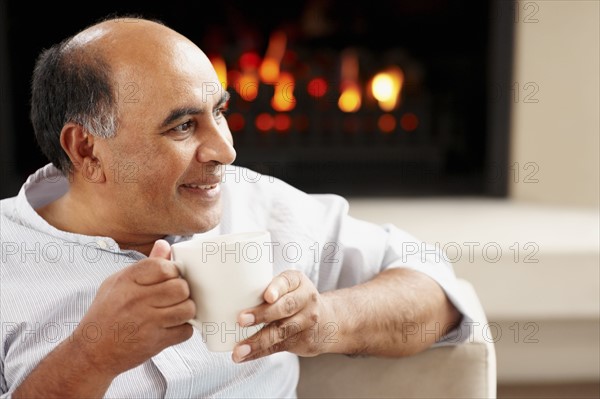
[93,36,236,238]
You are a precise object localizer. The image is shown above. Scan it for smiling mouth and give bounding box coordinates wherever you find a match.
[181,183,219,190]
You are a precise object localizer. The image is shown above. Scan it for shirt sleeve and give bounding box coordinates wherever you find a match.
[271,188,474,345]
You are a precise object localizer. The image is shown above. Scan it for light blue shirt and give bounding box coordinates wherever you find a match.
[1,164,472,398]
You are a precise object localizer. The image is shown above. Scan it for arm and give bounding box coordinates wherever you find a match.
[12,240,194,398]
[322,267,461,357]
[232,267,461,362]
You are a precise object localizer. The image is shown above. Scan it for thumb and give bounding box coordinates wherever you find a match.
[149,239,171,259]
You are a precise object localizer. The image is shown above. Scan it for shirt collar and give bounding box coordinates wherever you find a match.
[13,163,198,254]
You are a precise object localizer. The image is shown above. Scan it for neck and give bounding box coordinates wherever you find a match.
[35,189,162,257]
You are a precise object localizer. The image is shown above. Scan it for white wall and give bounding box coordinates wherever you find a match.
[510,0,600,208]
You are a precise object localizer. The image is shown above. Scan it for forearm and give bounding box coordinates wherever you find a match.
[13,335,114,398]
[322,267,461,357]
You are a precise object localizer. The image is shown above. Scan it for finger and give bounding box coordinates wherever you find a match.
[146,277,191,308]
[235,316,307,360]
[132,258,180,285]
[263,270,303,304]
[233,330,297,363]
[149,239,172,260]
[156,298,196,328]
[241,290,309,326]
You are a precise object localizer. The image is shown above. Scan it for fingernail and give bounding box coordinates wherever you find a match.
[240,313,255,327]
[269,288,279,302]
[234,344,251,362]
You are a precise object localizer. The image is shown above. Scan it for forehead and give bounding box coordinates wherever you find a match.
[111,39,224,117]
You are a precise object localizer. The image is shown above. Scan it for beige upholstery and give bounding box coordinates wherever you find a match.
[297,279,496,398]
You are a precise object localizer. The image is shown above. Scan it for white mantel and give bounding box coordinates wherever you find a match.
[346,196,599,383]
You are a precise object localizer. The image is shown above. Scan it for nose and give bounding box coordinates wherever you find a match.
[195,124,236,165]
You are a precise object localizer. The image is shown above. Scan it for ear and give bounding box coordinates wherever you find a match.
[59,123,107,183]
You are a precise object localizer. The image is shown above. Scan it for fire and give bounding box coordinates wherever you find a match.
[338,83,361,113]
[216,35,409,130]
[238,71,259,101]
[271,72,296,112]
[338,49,362,113]
[210,56,228,90]
[371,66,404,111]
[259,31,287,83]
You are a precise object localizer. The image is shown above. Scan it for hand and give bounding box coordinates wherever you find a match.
[232,270,337,363]
[73,239,195,378]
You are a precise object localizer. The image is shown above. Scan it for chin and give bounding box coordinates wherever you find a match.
[182,210,221,235]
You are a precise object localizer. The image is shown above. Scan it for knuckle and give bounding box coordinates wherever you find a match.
[283,296,297,315]
[310,292,318,304]
[277,324,287,340]
[277,321,301,341]
[269,340,287,355]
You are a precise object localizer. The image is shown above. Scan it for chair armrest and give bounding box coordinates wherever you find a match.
[297,279,497,398]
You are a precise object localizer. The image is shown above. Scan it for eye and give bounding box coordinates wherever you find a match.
[213,104,229,123]
[171,120,195,135]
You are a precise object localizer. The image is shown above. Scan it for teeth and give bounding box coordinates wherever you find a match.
[184,183,217,189]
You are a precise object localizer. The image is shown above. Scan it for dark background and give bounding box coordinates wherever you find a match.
[0,0,514,199]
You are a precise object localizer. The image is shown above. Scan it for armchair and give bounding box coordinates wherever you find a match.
[297,279,496,398]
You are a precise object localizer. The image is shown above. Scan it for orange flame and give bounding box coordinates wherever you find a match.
[210,56,228,90]
[338,49,362,113]
[338,83,361,113]
[271,72,296,112]
[259,31,287,83]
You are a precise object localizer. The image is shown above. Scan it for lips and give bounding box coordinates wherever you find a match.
[179,176,222,200]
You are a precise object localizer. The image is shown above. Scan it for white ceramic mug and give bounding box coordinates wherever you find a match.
[170,231,274,352]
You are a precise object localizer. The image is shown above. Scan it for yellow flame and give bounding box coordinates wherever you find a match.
[271,72,296,111]
[338,49,362,112]
[259,58,280,84]
[259,31,287,83]
[338,84,361,113]
[371,66,404,111]
[210,56,228,90]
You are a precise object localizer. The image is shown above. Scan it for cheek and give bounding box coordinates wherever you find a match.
[102,131,196,189]
[130,149,191,189]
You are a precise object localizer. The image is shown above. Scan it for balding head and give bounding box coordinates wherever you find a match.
[30,16,216,174]
[68,17,195,63]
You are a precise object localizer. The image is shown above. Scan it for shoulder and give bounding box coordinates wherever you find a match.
[1,196,18,225]
[221,165,350,240]
[222,164,348,212]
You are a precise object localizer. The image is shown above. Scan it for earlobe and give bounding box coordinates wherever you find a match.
[60,123,107,183]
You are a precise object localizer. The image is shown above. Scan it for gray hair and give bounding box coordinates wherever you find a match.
[30,35,118,174]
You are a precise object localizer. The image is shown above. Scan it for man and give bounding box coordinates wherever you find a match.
[1,16,470,398]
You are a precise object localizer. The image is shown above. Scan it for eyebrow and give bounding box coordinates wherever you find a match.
[159,91,231,129]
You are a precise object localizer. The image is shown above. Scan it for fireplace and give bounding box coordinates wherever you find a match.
[1,0,514,198]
